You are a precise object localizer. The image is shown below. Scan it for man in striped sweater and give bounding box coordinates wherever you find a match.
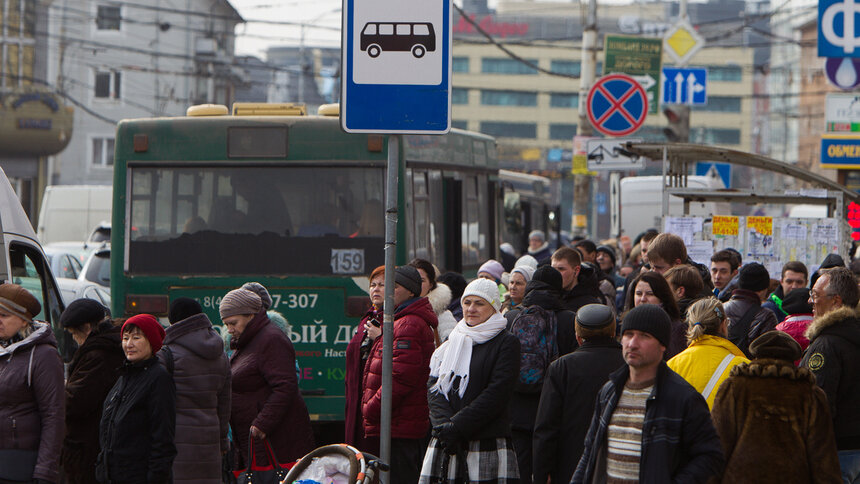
[572,305,725,483]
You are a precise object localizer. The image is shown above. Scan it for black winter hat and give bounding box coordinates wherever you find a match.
[596,245,617,266]
[169,297,204,325]
[621,304,671,348]
[781,288,813,315]
[395,265,423,297]
[532,266,564,293]
[749,330,801,361]
[438,272,467,301]
[60,299,107,328]
[738,263,771,292]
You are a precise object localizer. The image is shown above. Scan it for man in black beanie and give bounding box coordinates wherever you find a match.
[573,305,724,483]
[723,263,778,357]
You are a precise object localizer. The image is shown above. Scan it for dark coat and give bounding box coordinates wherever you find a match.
[230,312,314,467]
[158,313,231,484]
[559,279,602,314]
[505,281,578,357]
[711,358,842,483]
[62,322,124,484]
[344,307,380,451]
[0,322,65,483]
[800,306,860,450]
[572,362,724,484]
[427,330,521,442]
[762,286,789,323]
[96,356,177,484]
[362,297,437,438]
[532,337,624,484]
[724,289,778,357]
[504,282,578,435]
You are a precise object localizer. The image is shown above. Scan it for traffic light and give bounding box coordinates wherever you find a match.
[663,105,690,142]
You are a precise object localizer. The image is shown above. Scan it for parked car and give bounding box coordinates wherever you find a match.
[44,246,85,280]
[79,247,110,290]
[56,277,111,308]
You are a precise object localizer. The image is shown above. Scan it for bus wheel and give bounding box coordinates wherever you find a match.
[367,45,381,58]
[411,45,426,58]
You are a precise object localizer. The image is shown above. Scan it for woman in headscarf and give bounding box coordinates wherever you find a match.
[501,265,536,315]
[419,279,521,484]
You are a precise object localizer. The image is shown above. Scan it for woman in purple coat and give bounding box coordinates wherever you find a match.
[221,287,314,468]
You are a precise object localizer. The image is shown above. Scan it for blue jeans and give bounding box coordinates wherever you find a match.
[839,450,860,484]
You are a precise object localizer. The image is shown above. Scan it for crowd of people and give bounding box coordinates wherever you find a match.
[1,226,859,483]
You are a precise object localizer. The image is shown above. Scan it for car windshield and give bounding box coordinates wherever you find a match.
[127,165,385,275]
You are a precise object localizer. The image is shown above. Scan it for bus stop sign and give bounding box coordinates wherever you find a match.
[341,0,451,133]
[587,74,649,137]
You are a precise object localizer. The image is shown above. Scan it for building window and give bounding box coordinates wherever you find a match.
[92,138,115,166]
[453,57,470,73]
[95,70,121,99]
[480,121,536,139]
[0,0,36,89]
[694,128,741,145]
[551,60,580,76]
[452,120,468,130]
[481,58,538,75]
[452,87,469,105]
[480,89,537,106]
[707,65,742,82]
[550,124,578,140]
[96,5,121,30]
[550,92,579,108]
[692,96,742,113]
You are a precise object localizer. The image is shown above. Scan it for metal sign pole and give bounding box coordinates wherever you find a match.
[380,134,399,484]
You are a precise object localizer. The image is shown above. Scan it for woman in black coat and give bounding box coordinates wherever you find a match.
[96,314,176,484]
[61,300,125,484]
[419,279,521,484]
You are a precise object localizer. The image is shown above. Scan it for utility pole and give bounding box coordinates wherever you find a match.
[573,0,597,237]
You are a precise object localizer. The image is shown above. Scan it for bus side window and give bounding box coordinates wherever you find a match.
[396,24,410,35]
[414,24,430,35]
[363,23,377,35]
[379,24,394,35]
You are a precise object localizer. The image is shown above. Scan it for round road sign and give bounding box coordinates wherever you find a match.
[587,74,648,137]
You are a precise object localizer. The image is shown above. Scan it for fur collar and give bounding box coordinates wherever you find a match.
[427,283,453,316]
[730,358,815,383]
[804,306,860,342]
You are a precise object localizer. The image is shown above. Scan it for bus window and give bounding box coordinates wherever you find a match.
[8,244,66,354]
[363,24,377,35]
[414,24,430,36]
[127,166,385,275]
[379,24,394,35]
[411,170,430,260]
[396,24,410,35]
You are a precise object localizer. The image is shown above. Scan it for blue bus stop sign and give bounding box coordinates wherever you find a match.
[587,74,648,137]
[341,0,451,133]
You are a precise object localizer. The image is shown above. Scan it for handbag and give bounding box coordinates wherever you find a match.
[0,449,38,481]
[233,433,294,484]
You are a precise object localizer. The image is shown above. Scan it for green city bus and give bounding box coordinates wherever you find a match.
[110,103,510,425]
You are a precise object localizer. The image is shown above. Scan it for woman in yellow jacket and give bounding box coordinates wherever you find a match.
[668,297,749,409]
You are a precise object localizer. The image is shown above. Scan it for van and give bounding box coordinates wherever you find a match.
[0,168,69,357]
[36,185,112,245]
[619,175,730,237]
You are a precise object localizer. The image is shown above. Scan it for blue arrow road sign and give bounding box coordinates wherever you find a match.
[341,0,451,133]
[661,67,707,105]
[695,162,731,188]
[819,0,860,58]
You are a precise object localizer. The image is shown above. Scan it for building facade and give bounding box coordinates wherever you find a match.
[47,0,243,186]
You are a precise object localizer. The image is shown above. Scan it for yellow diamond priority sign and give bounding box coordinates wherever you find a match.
[663,18,705,66]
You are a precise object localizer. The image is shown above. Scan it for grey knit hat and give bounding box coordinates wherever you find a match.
[219,288,262,319]
[395,266,423,297]
[241,282,273,310]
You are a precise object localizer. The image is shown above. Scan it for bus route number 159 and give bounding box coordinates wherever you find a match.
[331,249,365,275]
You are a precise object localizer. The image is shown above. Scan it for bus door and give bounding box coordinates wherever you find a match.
[443,178,462,272]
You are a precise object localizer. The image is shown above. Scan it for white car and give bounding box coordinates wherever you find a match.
[56,277,111,308]
[79,247,110,290]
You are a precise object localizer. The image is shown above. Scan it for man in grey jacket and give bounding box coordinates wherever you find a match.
[160,298,231,484]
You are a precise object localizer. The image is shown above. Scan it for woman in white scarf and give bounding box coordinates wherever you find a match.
[419,279,521,484]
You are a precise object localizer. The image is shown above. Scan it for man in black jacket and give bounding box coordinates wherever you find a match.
[801,266,860,482]
[532,304,624,484]
[572,305,724,483]
[551,247,601,313]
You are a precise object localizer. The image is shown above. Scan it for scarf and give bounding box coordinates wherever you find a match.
[429,311,508,399]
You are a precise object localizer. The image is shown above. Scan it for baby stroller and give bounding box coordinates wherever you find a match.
[280,444,387,484]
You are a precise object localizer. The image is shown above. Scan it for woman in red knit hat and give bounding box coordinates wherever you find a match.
[96,314,176,484]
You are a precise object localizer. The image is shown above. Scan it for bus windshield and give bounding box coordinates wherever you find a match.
[127,165,384,275]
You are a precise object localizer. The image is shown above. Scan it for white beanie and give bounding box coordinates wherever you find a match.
[515,254,538,270]
[461,278,502,312]
[511,265,536,283]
